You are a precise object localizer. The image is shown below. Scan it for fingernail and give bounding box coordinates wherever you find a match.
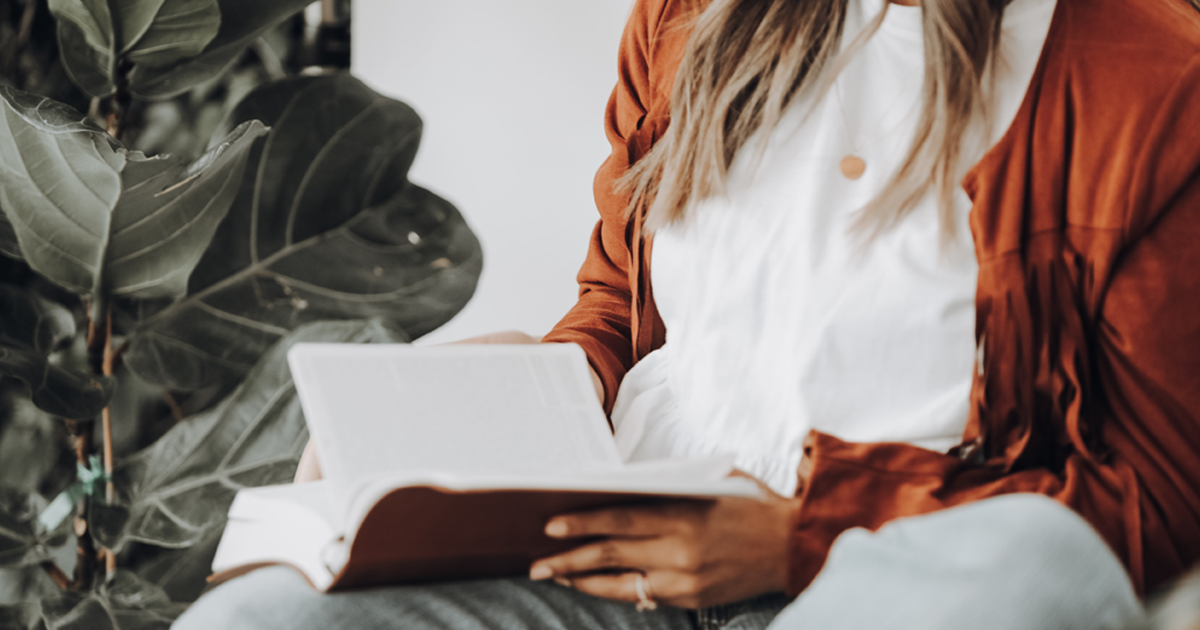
[529,565,553,580]
[545,520,567,537]
[554,577,573,588]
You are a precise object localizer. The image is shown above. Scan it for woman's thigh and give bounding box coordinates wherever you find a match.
[768,494,1144,630]
[172,568,697,630]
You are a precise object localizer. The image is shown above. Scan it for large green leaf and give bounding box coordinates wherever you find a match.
[0,567,60,607]
[47,0,115,97]
[124,75,482,390]
[118,0,222,70]
[0,87,269,300]
[0,570,184,630]
[0,86,123,296]
[0,287,86,495]
[50,0,221,97]
[0,347,113,419]
[0,284,111,419]
[0,390,66,494]
[130,0,313,99]
[95,318,408,557]
[0,487,67,570]
[0,209,22,262]
[105,121,267,299]
[0,286,75,356]
[126,527,219,603]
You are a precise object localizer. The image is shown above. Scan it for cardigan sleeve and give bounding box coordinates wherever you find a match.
[541,0,670,413]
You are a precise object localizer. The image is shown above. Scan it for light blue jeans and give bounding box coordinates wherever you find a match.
[174,494,1144,630]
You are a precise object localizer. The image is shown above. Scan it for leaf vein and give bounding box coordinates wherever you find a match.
[194,301,290,336]
[108,170,230,262]
[285,99,388,247]
[137,330,255,370]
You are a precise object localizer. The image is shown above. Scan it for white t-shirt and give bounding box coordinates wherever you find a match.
[609,0,1057,496]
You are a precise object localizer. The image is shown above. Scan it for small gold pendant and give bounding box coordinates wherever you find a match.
[840,155,866,180]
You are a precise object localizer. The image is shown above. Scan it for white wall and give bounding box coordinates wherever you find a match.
[353,1,636,344]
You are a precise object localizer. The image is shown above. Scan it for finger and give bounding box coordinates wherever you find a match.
[545,502,700,538]
[531,538,674,579]
[563,571,639,604]
[569,571,693,609]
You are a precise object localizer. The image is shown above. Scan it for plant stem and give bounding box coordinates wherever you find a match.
[64,301,115,589]
[90,57,132,583]
[86,300,107,375]
[162,390,184,424]
[95,304,117,578]
[105,61,133,142]
[101,305,114,504]
[40,561,70,590]
[110,338,130,373]
[105,95,129,141]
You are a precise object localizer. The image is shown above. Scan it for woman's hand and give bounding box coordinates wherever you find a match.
[529,477,799,609]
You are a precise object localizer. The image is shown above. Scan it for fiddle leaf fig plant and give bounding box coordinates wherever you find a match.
[0,1,483,624]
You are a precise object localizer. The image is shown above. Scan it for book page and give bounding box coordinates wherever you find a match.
[213,482,341,590]
[288,344,621,522]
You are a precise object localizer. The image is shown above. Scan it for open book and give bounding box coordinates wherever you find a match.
[209,343,761,592]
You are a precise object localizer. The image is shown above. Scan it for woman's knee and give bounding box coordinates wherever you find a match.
[768,495,1144,630]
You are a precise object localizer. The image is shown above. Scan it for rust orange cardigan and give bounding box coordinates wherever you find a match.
[542,0,1200,597]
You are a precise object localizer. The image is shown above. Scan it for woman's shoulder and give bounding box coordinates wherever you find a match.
[970,0,1200,249]
[628,0,706,36]
[1051,0,1200,141]
[1041,0,1200,241]
[620,0,706,106]
[1058,0,1200,69]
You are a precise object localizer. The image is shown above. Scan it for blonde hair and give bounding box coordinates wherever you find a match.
[624,0,1007,239]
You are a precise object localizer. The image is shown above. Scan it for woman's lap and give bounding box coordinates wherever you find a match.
[171,569,704,630]
[174,494,1143,630]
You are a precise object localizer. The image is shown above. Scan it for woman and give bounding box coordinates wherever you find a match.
[175,0,1200,627]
